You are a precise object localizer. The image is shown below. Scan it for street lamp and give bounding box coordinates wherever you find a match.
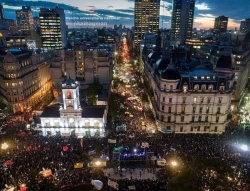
[240,144,248,151]
[171,161,177,167]
[1,143,8,150]
[95,161,101,166]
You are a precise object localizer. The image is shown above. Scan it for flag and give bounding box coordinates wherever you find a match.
[80,138,83,148]
[108,139,116,144]
[88,150,96,155]
[39,169,52,177]
[74,163,83,169]
[170,147,176,152]
[91,180,103,190]
[141,142,149,148]
[108,179,119,190]
[63,146,68,152]
[128,185,136,190]
[113,146,125,152]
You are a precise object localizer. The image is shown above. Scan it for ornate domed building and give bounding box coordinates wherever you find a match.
[143,48,234,134]
[4,51,17,63]
[0,49,54,114]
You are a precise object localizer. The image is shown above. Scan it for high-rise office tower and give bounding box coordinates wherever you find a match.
[0,4,4,20]
[16,6,34,33]
[134,0,160,45]
[214,15,228,33]
[171,0,195,45]
[39,5,67,50]
[240,18,250,33]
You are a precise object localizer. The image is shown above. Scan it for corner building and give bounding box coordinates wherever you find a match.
[144,51,234,134]
[0,50,54,113]
[171,0,195,45]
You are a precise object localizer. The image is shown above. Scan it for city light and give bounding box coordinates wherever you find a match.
[171,161,177,167]
[95,161,101,166]
[241,144,248,151]
[1,143,8,150]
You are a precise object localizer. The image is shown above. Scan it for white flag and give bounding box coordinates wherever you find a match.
[88,150,96,155]
[108,139,116,144]
[141,142,149,148]
[108,179,119,190]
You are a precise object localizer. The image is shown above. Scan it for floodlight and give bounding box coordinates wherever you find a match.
[95,161,101,166]
[241,144,248,151]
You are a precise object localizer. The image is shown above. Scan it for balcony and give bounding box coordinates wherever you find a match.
[191,121,210,125]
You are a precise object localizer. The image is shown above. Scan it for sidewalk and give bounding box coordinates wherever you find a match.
[102,168,157,180]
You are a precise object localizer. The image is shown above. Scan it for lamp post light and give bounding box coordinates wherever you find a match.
[95,161,101,166]
[1,143,8,150]
[171,161,177,167]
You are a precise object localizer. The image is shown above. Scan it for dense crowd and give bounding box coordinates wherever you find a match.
[0,134,107,190]
[0,124,249,191]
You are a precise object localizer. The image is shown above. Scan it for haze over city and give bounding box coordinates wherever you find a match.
[1,0,249,29]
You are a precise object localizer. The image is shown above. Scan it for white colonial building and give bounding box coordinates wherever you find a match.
[40,78,106,137]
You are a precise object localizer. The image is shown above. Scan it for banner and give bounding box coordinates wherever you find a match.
[63,146,68,152]
[80,138,83,148]
[108,139,116,144]
[39,169,52,177]
[113,146,125,152]
[141,142,149,148]
[74,163,83,169]
[128,185,136,190]
[88,150,96,155]
[108,179,119,190]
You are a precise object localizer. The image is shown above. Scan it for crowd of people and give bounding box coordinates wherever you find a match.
[0,133,108,190]
[0,124,249,190]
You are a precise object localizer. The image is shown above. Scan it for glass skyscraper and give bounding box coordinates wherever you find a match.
[39,6,67,50]
[171,0,195,45]
[134,0,160,45]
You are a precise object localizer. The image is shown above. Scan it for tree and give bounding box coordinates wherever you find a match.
[81,83,103,105]
[168,157,236,191]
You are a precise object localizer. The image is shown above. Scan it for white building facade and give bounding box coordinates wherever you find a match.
[144,51,234,134]
[40,78,106,137]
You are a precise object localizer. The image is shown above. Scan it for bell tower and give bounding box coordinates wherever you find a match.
[61,77,81,110]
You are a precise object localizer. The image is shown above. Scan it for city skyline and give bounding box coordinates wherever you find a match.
[1,0,249,29]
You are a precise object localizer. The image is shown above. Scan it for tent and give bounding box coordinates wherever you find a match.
[116,124,126,132]
[113,146,125,152]
[91,180,103,190]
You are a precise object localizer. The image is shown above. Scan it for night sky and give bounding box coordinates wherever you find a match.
[1,0,249,29]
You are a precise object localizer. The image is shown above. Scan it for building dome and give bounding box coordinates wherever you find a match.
[161,66,180,80]
[4,51,16,63]
[155,57,170,73]
[216,55,232,69]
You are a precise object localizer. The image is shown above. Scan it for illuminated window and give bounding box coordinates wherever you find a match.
[67,91,72,99]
